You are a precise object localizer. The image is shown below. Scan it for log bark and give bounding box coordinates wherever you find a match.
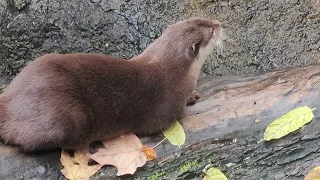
[1,64,320,180]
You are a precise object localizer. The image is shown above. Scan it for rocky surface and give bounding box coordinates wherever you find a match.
[0,0,319,87]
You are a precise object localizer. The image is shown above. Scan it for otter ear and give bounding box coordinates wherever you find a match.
[186,40,201,60]
[192,41,201,56]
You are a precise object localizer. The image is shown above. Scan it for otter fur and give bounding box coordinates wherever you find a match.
[0,18,222,152]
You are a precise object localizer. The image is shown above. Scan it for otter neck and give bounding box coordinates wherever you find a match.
[132,49,193,75]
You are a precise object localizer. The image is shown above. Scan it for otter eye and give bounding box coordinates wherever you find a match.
[210,27,215,34]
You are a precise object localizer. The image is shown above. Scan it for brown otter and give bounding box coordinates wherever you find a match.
[0,18,222,152]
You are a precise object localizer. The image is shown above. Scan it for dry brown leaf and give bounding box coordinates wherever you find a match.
[90,133,147,176]
[304,166,320,180]
[60,147,102,180]
[142,145,156,161]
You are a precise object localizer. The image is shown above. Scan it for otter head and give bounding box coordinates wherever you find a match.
[160,18,223,84]
[143,18,223,75]
[165,18,222,63]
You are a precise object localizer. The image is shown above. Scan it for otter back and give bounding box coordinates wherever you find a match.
[0,18,222,152]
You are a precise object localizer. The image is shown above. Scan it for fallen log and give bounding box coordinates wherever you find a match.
[1,64,320,180]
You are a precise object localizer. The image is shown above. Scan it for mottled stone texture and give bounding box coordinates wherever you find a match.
[0,0,319,87]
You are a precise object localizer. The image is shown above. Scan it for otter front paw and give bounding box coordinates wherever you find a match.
[186,91,200,106]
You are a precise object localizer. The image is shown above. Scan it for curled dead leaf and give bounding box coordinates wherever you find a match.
[142,145,156,161]
[264,106,314,141]
[162,120,186,147]
[60,148,102,180]
[203,167,228,180]
[304,166,320,180]
[90,133,147,176]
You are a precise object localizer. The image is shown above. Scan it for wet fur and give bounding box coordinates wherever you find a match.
[0,18,222,152]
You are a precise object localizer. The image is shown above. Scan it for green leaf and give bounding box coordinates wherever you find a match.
[162,120,185,147]
[304,166,320,180]
[264,106,314,141]
[203,167,228,180]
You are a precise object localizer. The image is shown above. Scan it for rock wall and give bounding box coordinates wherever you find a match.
[0,0,319,87]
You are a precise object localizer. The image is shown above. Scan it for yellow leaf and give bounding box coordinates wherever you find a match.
[142,145,157,161]
[162,120,186,147]
[203,167,228,180]
[60,148,102,180]
[305,166,320,180]
[90,133,147,176]
[264,106,314,141]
